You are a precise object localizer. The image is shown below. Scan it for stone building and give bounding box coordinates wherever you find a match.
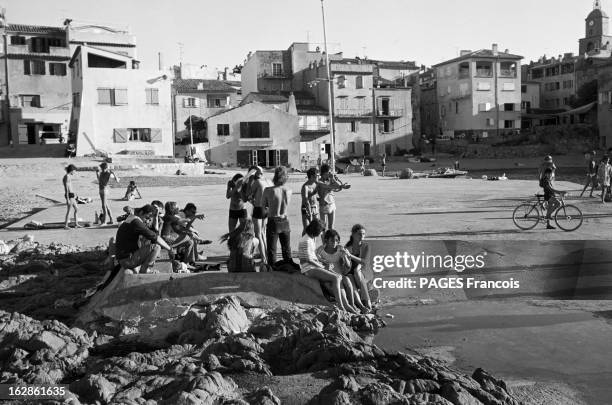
[433,44,523,141]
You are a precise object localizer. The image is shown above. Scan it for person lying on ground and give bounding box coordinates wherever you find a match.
[344,223,373,310]
[115,204,172,274]
[63,164,81,229]
[161,201,204,265]
[298,219,353,313]
[220,218,260,272]
[316,229,363,314]
[124,181,142,201]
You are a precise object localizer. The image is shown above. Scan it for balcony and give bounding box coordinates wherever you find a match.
[258,71,290,79]
[335,108,372,117]
[376,108,404,118]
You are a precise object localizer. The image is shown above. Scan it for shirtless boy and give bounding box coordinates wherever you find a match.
[262,166,294,267]
[246,166,268,257]
[318,164,350,231]
[97,162,120,224]
[63,164,81,229]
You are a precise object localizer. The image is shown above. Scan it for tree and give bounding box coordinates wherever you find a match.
[183,116,207,144]
[570,80,598,108]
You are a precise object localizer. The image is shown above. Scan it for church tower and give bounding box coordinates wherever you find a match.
[579,0,612,55]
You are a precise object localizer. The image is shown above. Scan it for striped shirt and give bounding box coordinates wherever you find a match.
[298,235,324,274]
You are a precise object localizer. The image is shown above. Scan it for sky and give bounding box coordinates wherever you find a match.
[2,0,601,70]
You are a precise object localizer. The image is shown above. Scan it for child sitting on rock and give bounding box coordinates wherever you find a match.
[221,219,260,272]
[124,181,142,201]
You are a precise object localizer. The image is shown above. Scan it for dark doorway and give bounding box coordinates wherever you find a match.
[363,142,371,156]
[324,143,331,158]
[381,98,390,115]
[27,124,37,144]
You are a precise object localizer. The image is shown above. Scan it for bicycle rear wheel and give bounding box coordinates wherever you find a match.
[554,204,583,232]
[512,203,541,230]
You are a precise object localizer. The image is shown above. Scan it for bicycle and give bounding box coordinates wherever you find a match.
[512,193,583,232]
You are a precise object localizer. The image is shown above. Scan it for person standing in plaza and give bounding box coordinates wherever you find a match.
[262,166,294,267]
[301,168,320,234]
[381,153,387,177]
[598,156,612,204]
[63,164,81,229]
[226,173,247,232]
[96,162,120,224]
[580,150,598,198]
[318,164,350,232]
[245,166,269,258]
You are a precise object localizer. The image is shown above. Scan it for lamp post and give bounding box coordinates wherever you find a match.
[320,0,336,172]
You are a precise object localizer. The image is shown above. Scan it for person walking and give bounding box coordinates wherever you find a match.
[381,153,387,177]
[580,150,598,198]
[96,162,120,224]
[598,156,612,204]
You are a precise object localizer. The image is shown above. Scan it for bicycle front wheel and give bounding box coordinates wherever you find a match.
[554,204,583,232]
[512,203,541,230]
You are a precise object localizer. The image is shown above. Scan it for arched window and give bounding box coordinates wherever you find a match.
[587,42,595,52]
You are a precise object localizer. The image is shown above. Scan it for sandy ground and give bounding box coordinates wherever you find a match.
[1,154,611,404]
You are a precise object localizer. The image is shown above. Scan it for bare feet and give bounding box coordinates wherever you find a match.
[64,225,71,230]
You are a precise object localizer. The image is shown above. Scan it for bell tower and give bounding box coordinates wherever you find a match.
[580,0,612,55]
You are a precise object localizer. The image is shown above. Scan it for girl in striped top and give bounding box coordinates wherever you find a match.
[298,219,352,313]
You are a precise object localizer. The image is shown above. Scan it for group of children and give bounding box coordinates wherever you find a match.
[62,162,143,228]
[219,164,372,313]
[579,151,612,203]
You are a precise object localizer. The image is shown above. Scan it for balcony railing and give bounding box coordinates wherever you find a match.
[499,70,517,78]
[335,108,372,117]
[258,71,290,79]
[376,108,404,117]
[299,124,330,131]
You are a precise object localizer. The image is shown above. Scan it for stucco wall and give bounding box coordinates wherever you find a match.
[73,53,173,156]
[206,102,300,168]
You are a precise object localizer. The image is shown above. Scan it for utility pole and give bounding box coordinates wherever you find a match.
[372,86,377,157]
[321,0,335,172]
[494,50,500,139]
[2,32,11,146]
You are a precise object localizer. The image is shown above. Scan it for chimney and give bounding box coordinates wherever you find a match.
[197,82,204,90]
[158,52,163,71]
[287,92,297,116]
[224,67,229,80]
[460,50,472,56]
[492,44,498,56]
[505,49,509,54]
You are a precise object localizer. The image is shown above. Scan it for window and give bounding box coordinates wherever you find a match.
[10,36,26,45]
[240,122,270,138]
[478,103,492,112]
[356,76,363,89]
[476,61,492,77]
[521,101,531,110]
[382,119,393,133]
[48,38,66,47]
[337,75,346,89]
[499,62,517,77]
[458,62,470,79]
[504,103,515,112]
[476,82,491,91]
[504,120,514,129]
[455,102,459,114]
[336,96,348,110]
[272,62,283,76]
[128,128,151,142]
[217,124,230,136]
[49,63,66,76]
[207,96,226,108]
[350,121,359,132]
[30,37,50,53]
[521,85,527,93]
[486,118,495,126]
[145,88,159,105]
[184,97,198,108]
[97,88,128,105]
[72,93,80,108]
[348,142,355,154]
[440,105,446,117]
[20,95,41,107]
[23,60,45,75]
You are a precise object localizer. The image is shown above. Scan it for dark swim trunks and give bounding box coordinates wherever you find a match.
[229,209,248,219]
[253,206,267,219]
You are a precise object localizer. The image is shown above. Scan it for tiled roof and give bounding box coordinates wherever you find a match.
[7,24,66,34]
[433,49,523,67]
[242,93,289,104]
[173,79,237,93]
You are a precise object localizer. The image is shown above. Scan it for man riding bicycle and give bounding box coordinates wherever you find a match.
[540,167,566,230]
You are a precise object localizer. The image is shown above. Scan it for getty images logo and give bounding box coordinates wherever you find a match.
[372,251,487,273]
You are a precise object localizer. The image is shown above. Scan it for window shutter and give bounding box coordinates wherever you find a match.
[114,89,128,105]
[24,60,31,75]
[240,122,248,138]
[183,98,188,108]
[150,128,162,143]
[194,98,200,107]
[280,149,288,166]
[113,128,128,143]
[37,95,43,108]
[152,89,159,104]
